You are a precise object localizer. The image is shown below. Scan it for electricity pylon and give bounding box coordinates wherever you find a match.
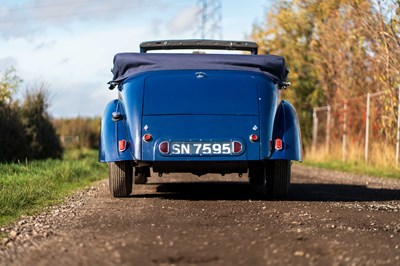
[196,0,222,39]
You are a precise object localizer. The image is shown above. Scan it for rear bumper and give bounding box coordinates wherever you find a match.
[152,161,248,176]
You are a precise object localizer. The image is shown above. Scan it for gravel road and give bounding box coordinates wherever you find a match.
[1,165,400,266]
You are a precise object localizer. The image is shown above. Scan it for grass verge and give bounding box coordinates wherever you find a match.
[301,158,400,179]
[0,149,106,227]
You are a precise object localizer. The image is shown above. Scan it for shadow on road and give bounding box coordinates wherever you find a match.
[132,182,400,202]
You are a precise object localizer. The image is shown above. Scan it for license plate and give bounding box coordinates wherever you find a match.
[170,142,233,155]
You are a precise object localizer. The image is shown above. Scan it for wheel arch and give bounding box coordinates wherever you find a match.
[99,99,135,162]
[269,100,302,161]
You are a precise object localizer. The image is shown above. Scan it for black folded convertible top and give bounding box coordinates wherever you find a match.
[110,53,289,84]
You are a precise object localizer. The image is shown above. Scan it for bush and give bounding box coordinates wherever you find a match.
[20,87,63,160]
[0,68,63,162]
[0,104,29,161]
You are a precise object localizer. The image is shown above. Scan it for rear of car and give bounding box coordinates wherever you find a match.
[99,40,302,198]
[142,70,272,170]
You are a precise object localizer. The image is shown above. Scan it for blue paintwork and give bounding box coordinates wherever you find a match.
[141,115,259,161]
[119,77,145,161]
[99,69,302,164]
[98,99,135,162]
[143,71,259,115]
[257,79,279,159]
[269,100,303,161]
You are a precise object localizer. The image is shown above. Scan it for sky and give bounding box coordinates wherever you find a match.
[0,0,271,117]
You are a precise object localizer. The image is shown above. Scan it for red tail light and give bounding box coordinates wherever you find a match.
[143,134,152,142]
[233,141,242,153]
[118,140,127,152]
[159,141,169,154]
[275,138,283,150]
[249,134,258,142]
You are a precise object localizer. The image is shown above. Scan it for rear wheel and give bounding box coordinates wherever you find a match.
[108,161,133,197]
[265,160,291,198]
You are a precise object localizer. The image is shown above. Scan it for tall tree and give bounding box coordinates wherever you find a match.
[0,67,22,105]
[252,0,400,147]
[363,0,400,142]
[0,68,63,162]
[0,68,28,161]
[251,0,324,147]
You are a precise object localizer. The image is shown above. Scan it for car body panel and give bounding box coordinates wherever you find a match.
[143,70,259,116]
[99,47,302,174]
[141,114,260,161]
[269,101,303,161]
[99,69,288,163]
[99,99,134,162]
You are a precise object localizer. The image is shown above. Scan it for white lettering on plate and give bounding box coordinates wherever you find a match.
[169,142,235,155]
[172,143,181,154]
[181,144,190,154]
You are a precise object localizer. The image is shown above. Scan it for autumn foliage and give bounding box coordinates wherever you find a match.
[52,117,101,150]
[251,0,400,147]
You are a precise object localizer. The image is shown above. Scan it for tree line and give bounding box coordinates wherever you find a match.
[52,117,100,150]
[0,67,62,162]
[0,67,102,163]
[251,0,400,147]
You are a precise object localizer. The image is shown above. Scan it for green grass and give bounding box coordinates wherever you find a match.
[0,149,107,227]
[301,158,400,179]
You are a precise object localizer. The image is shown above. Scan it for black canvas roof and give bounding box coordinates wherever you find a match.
[110,53,289,84]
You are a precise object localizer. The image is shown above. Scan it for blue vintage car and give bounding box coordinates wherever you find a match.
[99,40,302,198]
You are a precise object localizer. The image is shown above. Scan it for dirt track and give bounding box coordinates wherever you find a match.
[1,165,400,266]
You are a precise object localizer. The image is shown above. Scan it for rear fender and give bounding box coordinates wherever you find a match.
[269,100,302,161]
[99,99,135,162]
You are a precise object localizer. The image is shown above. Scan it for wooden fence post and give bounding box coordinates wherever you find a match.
[312,107,318,154]
[396,86,400,167]
[326,105,331,153]
[342,102,347,162]
[365,93,371,164]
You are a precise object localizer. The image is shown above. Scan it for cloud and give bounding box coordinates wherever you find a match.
[0,6,8,17]
[2,23,149,117]
[34,40,56,50]
[167,5,199,35]
[151,18,164,37]
[47,79,114,117]
[0,57,18,71]
[0,0,164,39]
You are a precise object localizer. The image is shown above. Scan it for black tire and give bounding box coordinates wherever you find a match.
[265,160,291,198]
[108,161,133,197]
